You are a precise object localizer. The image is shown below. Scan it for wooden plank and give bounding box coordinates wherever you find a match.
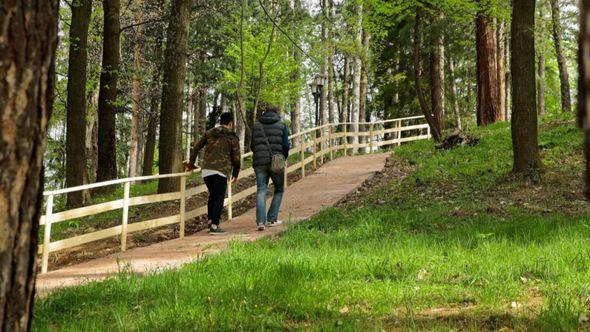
[186,206,207,220]
[400,124,429,132]
[400,135,429,143]
[121,182,130,251]
[180,176,186,237]
[45,199,124,224]
[186,185,207,198]
[231,185,257,202]
[129,192,180,206]
[47,225,122,253]
[126,215,179,233]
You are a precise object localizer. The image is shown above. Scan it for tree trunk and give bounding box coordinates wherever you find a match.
[550,0,572,113]
[66,0,92,207]
[413,11,442,142]
[130,0,144,179]
[511,0,540,173]
[505,32,512,120]
[497,20,506,121]
[158,0,190,193]
[538,53,546,115]
[185,84,193,161]
[448,57,462,130]
[289,0,302,146]
[86,95,99,183]
[96,0,121,185]
[578,0,590,199]
[476,12,501,126]
[351,2,363,153]
[430,13,445,135]
[142,0,165,177]
[0,1,58,329]
[341,53,350,144]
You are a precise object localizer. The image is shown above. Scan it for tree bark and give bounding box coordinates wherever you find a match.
[0,0,58,329]
[413,11,442,142]
[550,0,572,113]
[96,0,120,185]
[578,0,590,199]
[290,0,302,147]
[476,12,501,126]
[351,2,363,153]
[448,57,462,130]
[66,0,92,207]
[130,0,144,179]
[511,0,540,173]
[430,13,445,135]
[158,0,190,193]
[505,32,512,120]
[497,20,506,121]
[341,53,350,144]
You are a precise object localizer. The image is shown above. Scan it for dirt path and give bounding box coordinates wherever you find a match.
[36,153,389,296]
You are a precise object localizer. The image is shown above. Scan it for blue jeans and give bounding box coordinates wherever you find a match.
[255,166,285,224]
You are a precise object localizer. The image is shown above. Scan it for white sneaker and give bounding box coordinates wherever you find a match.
[267,220,283,227]
[257,223,265,231]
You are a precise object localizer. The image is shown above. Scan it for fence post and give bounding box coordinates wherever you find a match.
[343,125,348,156]
[41,194,54,274]
[427,122,431,139]
[300,136,306,177]
[313,129,317,169]
[320,127,325,165]
[329,125,334,160]
[227,178,233,220]
[397,119,402,146]
[121,182,130,252]
[180,175,187,236]
[369,123,374,153]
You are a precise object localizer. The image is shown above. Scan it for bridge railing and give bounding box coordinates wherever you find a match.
[38,116,430,273]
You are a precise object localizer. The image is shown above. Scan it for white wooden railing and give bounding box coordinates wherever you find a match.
[38,115,430,273]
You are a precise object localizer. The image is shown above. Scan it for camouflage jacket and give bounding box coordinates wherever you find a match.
[189,126,241,179]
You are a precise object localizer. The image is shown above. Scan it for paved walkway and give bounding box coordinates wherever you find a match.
[36,153,389,295]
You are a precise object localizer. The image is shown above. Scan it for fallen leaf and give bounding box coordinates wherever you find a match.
[339,306,349,314]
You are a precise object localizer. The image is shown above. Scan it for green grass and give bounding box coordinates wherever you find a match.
[33,115,590,331]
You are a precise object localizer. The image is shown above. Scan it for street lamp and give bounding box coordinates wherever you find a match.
[309,75,324,126]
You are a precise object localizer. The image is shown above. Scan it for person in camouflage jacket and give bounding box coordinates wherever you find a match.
[185,112,241,234]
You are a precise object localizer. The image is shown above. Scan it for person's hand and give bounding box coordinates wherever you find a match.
[230,176,238,183]
[183,160,197,172]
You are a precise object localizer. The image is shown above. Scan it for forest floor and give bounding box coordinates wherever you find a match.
[33,114,590,331]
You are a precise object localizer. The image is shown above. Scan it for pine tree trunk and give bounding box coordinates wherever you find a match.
[341,53,350,144]
[476,12,501,126]
[511,0,540,173]
[505,33,512,120]
[550,0,572,113]
[351,2,363,153]
[96,0,121,184]
[448,57,462,130]
[0,0,58,329]
[66,0,92,207]
[413,11,442,142]
[497,20,506,121]
[430,13,445,135]
[538,53,546,115]
[578,0,590,199]
[158,0,190,193]
[185,84,193,161]
[142,0,164,177]
[130,0,144,179]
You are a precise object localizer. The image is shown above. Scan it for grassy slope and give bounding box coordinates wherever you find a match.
[34,116,590,331]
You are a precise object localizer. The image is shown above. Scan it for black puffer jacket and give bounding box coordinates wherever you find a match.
[250,111,290,168]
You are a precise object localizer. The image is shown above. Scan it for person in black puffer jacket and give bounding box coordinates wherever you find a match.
[250,106,290,231]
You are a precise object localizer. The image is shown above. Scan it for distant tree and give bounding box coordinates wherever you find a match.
[476,8,501,126]
[66,0,93,207]
[430,12,445,135]
[549,0,572,113]
[0,0,58,329]
[511,0,540,173]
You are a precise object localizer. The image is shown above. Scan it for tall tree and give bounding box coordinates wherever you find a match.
[578,0,590,199]
[511,0,540,173]
[158,0,190,193]
[0,0,58,328]
[549,0,572,113]
[448,57,462,129]
[538,51,546,115]
[96,0,121,183]
[290,0,302,147]
[430,12,445,135]
[341,53,351,140]
[476,10,501,126]
[130,0,145,178]
[497,20,506,120]
[66,0,93,207]
[351,1,363,153]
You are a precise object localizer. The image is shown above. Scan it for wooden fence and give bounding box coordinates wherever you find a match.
[38,116,430,273]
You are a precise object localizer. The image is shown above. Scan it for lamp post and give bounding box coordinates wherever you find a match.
[309,75,324,127]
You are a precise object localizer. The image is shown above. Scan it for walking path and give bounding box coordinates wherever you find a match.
[36,153,389,296]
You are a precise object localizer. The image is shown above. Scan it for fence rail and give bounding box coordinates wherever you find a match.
[38,116,430,273]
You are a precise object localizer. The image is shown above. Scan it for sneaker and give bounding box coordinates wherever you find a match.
[209,226,226,235]
[266,220,283,227]
[257,223,266,231]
